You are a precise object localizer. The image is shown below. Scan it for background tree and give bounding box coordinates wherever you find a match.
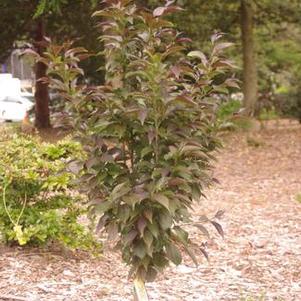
[0,1,35,63]
[33,0,100,128]
[0,0,100,128]
[241,0,257,115]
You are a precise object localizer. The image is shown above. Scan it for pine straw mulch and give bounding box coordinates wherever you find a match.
[0,120,300,301]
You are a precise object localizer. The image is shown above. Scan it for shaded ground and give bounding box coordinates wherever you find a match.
[0,120,300,301]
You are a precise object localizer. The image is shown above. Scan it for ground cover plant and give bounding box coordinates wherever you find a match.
[0,129,98,251]
[32,0,237,298]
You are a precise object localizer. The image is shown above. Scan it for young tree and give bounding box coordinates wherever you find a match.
[36,1,236,299]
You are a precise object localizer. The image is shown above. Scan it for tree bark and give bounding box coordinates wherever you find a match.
[34,19,51,128]
[133,277,149,301]
[240,0,258,116]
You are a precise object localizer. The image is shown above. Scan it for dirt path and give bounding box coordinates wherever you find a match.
[0,123,300,301]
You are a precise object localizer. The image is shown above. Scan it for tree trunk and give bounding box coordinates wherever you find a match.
[133,277,149,301]
[240,0,258,116]
[34,20,50,129]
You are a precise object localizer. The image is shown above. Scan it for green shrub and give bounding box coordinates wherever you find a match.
[272,75,301,121]
[216,99,258,131]
[33,0,236,293]
[270,92,301,121]
[217,99,241,121]
[0,133,98,251]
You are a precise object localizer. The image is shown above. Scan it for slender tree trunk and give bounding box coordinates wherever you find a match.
[34,19,50,128]
[240,0,258,116]
[133,277,149,301]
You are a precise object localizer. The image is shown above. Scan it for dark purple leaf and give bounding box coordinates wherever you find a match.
[194,224,210,238]
[96,214,108,233]
[166,243,182,265]
[153,6,183,17]
[143,209,153,223]
[148,129,155,144]
[200,247,209,261]
[176,37,192,44]
[215,210,225,220]
[183,246,198,266]
[138,109,147,125]
[137,217,147,236]
[124,230,138,246]
[211,221,224,238]
[170,65,181,79]
[107,222,119,241]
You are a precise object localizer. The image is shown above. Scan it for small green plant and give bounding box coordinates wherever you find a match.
[216,100,259,131]
[217,99,241,121]
[296,194,301,203]
[0,133,99,251]
[32,0,237,298]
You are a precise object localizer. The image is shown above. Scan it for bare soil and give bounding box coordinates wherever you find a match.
[0,120,300,301]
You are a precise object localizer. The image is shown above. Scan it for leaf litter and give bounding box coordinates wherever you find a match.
[0,120,300,301]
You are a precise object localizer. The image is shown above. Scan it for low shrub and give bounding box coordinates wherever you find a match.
[284,93,301,122]
[217,99,241,121]
[216,100,262,131]
[0,132,99,251]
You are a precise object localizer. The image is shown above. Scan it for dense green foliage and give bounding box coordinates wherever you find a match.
[35,0,236,283]
[0,129,98,251]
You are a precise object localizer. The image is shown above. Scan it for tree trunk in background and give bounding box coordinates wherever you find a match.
[241,0,258,116]
[34,20,50,128]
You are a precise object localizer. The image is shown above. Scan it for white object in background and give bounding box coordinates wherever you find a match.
[0,73,13,80]
[0,73,34,122]
[0,95,34,122]
[0,73,21,97]
[20,88,34,100]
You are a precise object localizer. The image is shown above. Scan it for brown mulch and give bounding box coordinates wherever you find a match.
[0,120,300,301]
